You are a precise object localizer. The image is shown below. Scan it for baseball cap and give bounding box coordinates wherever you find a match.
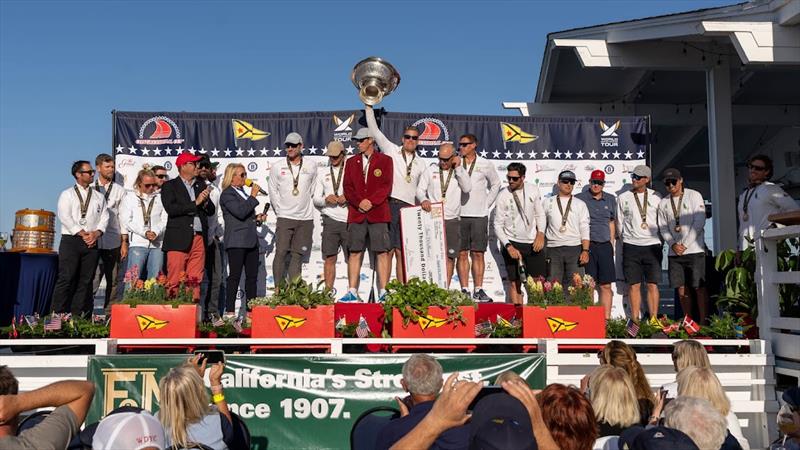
[352,128,372,141]
[197,155,219,169]
[175,151,202,167]
[90,410,165,450]
[284,132,303,145]
[558,170,577,181]
[590,170,606,181]
[325,141,344,157]
[622,426,699,450]
[632,165,651,178]
[469,393,537,450]
[661,168,682,181]
[783,386,800,408]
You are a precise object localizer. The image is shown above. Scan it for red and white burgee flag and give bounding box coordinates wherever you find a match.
[682,315,700,335]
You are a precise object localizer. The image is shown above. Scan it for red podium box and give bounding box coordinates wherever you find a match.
[476,303,519,325]
[250,305,334,352]
[390,306,476,352]
[110,304,199,339]
[521,306,606,338]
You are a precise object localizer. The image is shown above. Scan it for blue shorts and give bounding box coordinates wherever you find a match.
[586,241,616,284]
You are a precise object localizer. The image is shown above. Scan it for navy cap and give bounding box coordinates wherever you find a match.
[622,426,699,450]
[558,170,577,181]
[469,393,537,450]
[783,386,800,408]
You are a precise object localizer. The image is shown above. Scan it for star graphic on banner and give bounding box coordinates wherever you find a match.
[128,146,137,154]
[554,150,562,159]
[479,149,488,158]
[211,148,220,157]
[247,148,255,156]
[164,148,172,156]
[564,150,573,159]
[612,151,621,159]
[154,148,162,156]
[189,146,195,152]
[504,151,513,159]
[588,150,597,159]
[141,148,151,156]
[576,150,585,159]
[624,151,633,159]
[346,146,354,154]
[601,151,610,159]
[224,149,232,157]
[637,150,645,158]
[516,151,525,159]
[419,149,429,156]
[115,145,124,153]
[321,146,328,154]
[541,150,551,159]
[272,147,282,155]
[198,148,206,154]
[236,148,244,156]
[492,150,501,158]
[259,147,268,156]
[528,150,537,159]
[308,146,318,154]
[176,146,184,153]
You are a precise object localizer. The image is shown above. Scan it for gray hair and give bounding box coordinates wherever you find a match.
[402,354,443,396]
[664,396,727,450]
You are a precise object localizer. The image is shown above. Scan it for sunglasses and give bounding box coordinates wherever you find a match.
[286,143,302,148]
[328,154,343,159]
[156,174,168,179]
[664,179,679,187]
[507,176,521,181]
[143,183,157,188]
[353,138,367,143]
[458,142,473,147]
[438,156,453,162]
[590,180,605,186]
[403,135,419,140]
[79,170,96,175]
[748,164,767,171]
[559,179,576,185]
[236,173,247,178]
[631,174,644,181]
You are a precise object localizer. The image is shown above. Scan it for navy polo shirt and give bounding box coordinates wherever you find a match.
[576,190,617,243]
[375,400,471,450]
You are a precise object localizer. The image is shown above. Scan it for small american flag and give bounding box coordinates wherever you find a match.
[232,319,243,333]
[24,315,38,327]
[626,318,639,337]
[682,315,700,335]
[355,315,371,338]
[212,316,225,327]
[335,316,347,331]
[44,316,62,332]
[475,321,493,337]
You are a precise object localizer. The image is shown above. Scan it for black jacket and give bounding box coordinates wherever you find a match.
[160,177,215,252]
[220,186,260,249]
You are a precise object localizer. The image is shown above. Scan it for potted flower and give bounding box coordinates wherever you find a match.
[247,277,335,339]
[521,273,605,338]
[110,266,199,339]
[382,278,476,339]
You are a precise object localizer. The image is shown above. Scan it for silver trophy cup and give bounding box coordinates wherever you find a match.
[351,57,401,106]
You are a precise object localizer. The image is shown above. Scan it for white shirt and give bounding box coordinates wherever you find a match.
[206,182,223,240]
[94,180,126,249]
[312,164,348,223]
[267,158,317,221]
[366,106,426,204]
[460,155,501,218]
[544,195,590,247]
[617,188,662,246]
[119,190,168,248]
[658,188,706,256]
[737,181,798,250]
[493,183,546,246]
[57,184,109,235]
[417,164,472,220]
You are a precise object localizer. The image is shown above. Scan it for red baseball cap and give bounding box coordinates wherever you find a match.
[175,151,202,167]
[590,170,606,181]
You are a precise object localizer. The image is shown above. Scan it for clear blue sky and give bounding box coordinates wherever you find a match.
[0,0,735,235]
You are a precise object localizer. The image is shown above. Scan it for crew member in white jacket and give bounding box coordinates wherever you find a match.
[416,143,471,287]
[120,168,168,282]
[657,168,709,324]
[544,170,590,285]
[312,141,349,290]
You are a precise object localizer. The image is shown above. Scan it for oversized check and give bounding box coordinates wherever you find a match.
[400,203,447,288]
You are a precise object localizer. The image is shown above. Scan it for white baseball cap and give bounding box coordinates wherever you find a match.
[92,411,165,450]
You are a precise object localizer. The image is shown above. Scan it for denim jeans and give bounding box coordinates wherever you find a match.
[127,246,164,281]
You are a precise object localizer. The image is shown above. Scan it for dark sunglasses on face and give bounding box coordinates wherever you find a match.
[507,176,521,181]
[403,135,419,140]
[590,180,605,186]
[353,138,366,143]
[664,179,678,187]
[143,183,157,188]
[748,164,767,171]
[458,142,473,147]
[631,174,644,181]
[559,179,576,185]
[438,156,453,162]
[79,170,95,175]
[236,173,247,178]
[156,174,168,179]
[286,143,302,148]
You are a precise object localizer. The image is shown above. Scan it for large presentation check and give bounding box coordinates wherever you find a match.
[400,203,448,287]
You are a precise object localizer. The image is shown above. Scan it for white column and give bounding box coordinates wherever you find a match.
[705,65,737,253]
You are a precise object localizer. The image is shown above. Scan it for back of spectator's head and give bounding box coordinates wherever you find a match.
[92,410,165,450]
[470,393,536,450]
[536,384,597,450]
[664,397,727,450]
[672,340,711,372]
[495,370,524,385]
[676,366,730,416]
[158,365,211,448]
[0,365,18,395]
[624,425,699,450]
[401,354,443,396]
[588,365,640,428]
[601,340,654,404]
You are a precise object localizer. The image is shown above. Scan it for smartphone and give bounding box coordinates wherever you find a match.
[468,386,505,411]
[194,350,225,365]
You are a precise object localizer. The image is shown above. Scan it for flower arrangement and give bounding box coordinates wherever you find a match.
[382,278,475,327]
[1,314,109,339]
[248,277,334,309]
[122,265,197,306]
[525,273,596,308]
[475,315,522,338]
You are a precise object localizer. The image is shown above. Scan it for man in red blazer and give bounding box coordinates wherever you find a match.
[342,128,394,301]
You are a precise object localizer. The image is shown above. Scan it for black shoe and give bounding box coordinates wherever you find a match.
[473,289,493,302]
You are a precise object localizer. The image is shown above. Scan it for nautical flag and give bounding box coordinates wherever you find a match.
[500,123,538,144]
[496,315,513,328]
[232,119,270,141]
[626,318,640,337]
[682,315,700,335]
[546,317,578,333]
[356,315,371,338]
[335,316,347,331]
[274,315,306,332]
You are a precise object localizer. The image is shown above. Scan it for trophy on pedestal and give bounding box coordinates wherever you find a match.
[351,57,401,105]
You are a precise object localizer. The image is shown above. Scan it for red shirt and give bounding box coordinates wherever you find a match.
[343,151,393,223]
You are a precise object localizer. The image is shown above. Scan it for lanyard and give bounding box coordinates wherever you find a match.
[286,158,303,193]
[138,195,156,227]
[95,181,112,202]
[670,192,684,229]
[74,186,93,221]
[556,195,573,231]
[330,164,344,196]
[463,156,477,176]
[401,150,415,182]
[439,167,455,200]
[511,187,529,227]
[742,185,758,215]
[633,190,649,227]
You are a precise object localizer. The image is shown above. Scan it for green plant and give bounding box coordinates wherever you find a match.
[715,247,757,317]
[199,320,243,338]
[605,318,628,338]
[334,319,376,338]
[777,237,800,317]
[248,277,334,309]
[524,274,596,308]
[382,278,475,326]
[705,312,749,339]
[2,315,108,339]
[122,270,196,306]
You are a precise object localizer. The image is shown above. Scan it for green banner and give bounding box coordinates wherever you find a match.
[87,353,546,449]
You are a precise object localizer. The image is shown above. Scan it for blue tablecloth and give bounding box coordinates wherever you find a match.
[0,252,58,326]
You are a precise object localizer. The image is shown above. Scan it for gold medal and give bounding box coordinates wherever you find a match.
[559,226,567,233]
[292,188,299,196]
[674,226,682,232]
[640,222,648,230]
[405,175,411,183]
[79,218,87,226]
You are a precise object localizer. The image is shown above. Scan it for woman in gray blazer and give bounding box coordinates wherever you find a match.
[219,163,265,317]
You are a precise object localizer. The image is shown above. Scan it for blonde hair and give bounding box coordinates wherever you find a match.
[588,365,640,427]
[601,340,655,405]
[134,169,156,193]
[672,340,711,372]
[677,366,730,416]
[158,365,211,448]
[221,163,244,190]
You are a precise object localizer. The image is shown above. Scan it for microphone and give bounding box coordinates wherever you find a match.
[245,179,267,196]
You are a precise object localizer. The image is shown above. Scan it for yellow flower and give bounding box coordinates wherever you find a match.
[144,279,156,291]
